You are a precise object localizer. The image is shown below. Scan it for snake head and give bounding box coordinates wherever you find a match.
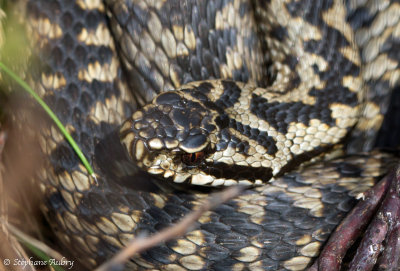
[120,80,274,186]
[120,89,219,186]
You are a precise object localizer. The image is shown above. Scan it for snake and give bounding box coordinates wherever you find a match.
[2,0,400,270]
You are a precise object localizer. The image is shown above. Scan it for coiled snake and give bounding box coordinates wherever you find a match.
[3,0,400,270]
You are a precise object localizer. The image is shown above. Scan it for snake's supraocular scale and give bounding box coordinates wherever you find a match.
[4,0,400,270]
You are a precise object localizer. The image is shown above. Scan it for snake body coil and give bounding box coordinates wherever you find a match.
[5,0,400,270]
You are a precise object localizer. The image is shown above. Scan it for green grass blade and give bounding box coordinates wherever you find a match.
[22,240,66,271]
[0,62,96,177]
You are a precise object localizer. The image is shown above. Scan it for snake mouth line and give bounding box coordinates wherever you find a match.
[123,128,274,186]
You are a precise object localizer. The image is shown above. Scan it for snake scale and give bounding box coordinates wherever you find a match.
[2,0,400,270]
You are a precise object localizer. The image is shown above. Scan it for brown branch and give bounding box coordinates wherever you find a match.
[309,172,392,271]
[95,185,244,271]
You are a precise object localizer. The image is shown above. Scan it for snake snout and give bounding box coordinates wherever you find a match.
[119,89,220,184]
[119,114,151,166]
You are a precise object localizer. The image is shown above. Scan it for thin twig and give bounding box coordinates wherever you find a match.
[95,185,244,271]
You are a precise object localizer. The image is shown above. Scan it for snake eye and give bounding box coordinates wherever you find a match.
[182,152,205,165]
